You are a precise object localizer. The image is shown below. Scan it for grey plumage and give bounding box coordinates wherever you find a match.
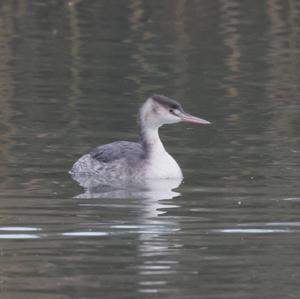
[70,141,145,179]
[90,141,145,164]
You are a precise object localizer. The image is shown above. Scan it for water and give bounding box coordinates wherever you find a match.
[1,0,300,298]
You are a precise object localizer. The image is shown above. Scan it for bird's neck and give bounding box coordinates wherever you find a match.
[139,123,166,157]
[137,100,167,157]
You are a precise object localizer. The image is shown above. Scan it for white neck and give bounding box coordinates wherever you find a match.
[140,126,166,156]
[138,98,166,155]
[137,98,183,178]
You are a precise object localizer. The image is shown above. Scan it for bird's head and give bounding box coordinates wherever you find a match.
[139,94,210,128]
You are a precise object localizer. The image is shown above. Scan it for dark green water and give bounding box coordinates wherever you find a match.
[1,1,300,298]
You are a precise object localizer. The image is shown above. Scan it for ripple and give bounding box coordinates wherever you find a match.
[215,228,290,234]
[111,224,180,234]
[282,197,300,201]
[0,226,41,231]
[62,231,109,237]
[139,281,168,286]
[238,222,300,227]
[0,234,40,239]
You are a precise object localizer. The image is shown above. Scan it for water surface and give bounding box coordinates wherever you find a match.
[1,1,300,298]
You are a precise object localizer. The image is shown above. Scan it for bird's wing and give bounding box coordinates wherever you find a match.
[90,141,143,164]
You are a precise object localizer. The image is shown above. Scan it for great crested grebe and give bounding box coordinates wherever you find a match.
[70,95,210,183]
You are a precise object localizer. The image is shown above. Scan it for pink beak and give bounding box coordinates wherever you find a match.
[179,111,210,124]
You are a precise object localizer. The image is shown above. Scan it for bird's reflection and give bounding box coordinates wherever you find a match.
[71,173,182,290]
[72,172,182,202]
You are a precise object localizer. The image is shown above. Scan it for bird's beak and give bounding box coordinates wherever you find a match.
[178,111,211,124]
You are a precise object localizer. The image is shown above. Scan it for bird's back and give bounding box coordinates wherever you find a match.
[70,141,145,180]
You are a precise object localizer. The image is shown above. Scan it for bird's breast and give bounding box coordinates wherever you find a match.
[144,150,183,179]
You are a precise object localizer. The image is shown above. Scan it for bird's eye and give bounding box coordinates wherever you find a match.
[169,109,174,113]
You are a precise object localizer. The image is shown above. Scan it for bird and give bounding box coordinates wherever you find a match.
[70,95,210,185]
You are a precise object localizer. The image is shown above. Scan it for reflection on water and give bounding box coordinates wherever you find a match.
[74,177,182,221]
[72,173,182,199]
[1,0,300,298]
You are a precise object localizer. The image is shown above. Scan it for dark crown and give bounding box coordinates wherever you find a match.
[151,94,182,110]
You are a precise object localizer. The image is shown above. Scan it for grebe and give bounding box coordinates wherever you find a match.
[70,95,210,183]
